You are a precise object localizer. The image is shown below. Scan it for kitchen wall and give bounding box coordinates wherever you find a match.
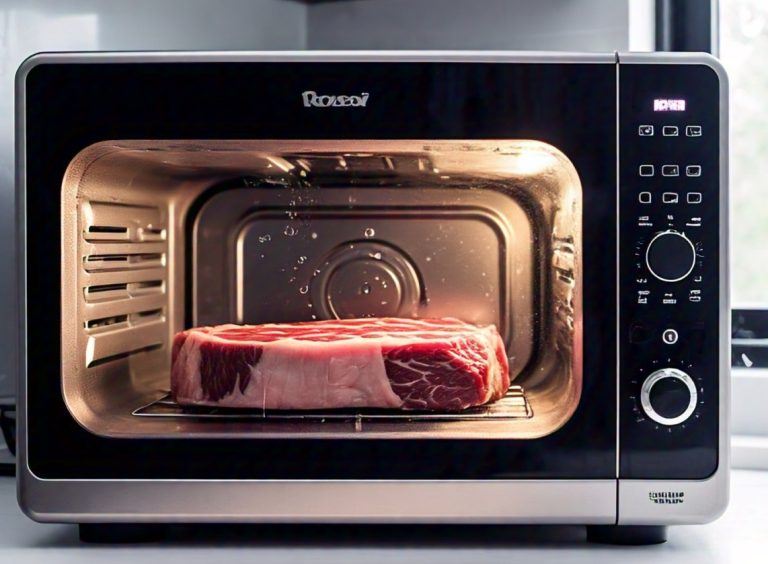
[306,0,632,51]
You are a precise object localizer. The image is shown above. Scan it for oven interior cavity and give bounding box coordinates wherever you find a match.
[61,140,582,439]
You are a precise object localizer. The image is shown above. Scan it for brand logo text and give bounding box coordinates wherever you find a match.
[302,91,370,108]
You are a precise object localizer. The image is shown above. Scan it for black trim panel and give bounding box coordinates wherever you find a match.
[618,63,720,479]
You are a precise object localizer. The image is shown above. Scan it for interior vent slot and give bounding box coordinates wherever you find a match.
[552,243,576,285]
[88,225,128,234]
[87,345,163,369]
[83,202,167,242]
[84,309,167,367]
[85,225,130,241]
[129,280,164,296]
[129,308,164,325]
[84,283,129,302]
[86,314,129,332]
[84,253,165,272]
[84,280,165,303]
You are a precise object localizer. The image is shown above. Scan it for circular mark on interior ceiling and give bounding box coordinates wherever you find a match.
[311,241,422,320]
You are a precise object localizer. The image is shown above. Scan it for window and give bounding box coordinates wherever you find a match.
[722,1,768,307]
[721,0,768,469]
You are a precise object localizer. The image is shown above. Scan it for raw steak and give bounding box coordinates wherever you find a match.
[171,318,510,411]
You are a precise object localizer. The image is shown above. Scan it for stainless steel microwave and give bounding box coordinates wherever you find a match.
[15,51,729,545]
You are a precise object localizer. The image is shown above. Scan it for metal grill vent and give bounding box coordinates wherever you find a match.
[80,202,168,367]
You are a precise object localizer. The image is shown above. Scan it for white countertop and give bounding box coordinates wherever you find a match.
[1,470,766,563]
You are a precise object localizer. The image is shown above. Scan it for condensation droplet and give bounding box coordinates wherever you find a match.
[361,283,372,295]
[284,225,297,237]
[299,285,309,295]
[426,256,432,262]
[364,227,375,238]
[297,256,307,264]
[370,252,382,260]
[311,232,318,239]
[258,234,271,243]
[311,314,317,320]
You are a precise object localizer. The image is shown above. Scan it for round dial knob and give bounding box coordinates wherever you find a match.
[645,230,696,282]
[640,368,698,426]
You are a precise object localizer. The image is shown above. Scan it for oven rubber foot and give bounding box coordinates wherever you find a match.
[586,525,667,545]
[79,524,166,543]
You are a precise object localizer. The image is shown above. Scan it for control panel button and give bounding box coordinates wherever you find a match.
[661,164,680,177]
[662,192,679,204]
[686,165,702,177]
[685,125,702,137]
[689,289,702,302]
[687,192,703,204]
[640,368,698,426]
[662,328,679,345]
[645,230,697,282]
[639,125,655,136]
[639,191,652,204]
[639,164,655,177]
[662,125,679,137]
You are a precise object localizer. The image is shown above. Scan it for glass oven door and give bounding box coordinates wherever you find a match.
[22,57,617,479]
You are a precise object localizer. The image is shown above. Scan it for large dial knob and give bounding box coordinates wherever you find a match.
[640,368,698,426]
[645,230,696,282]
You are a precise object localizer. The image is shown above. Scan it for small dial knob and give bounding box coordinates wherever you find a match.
[640,368,698,426]
[645,230,696,282]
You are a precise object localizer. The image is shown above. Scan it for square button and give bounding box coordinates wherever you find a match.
[639,191,652,204]
[639,164,655,177]
[662,164,680,177]
[687,192,703,204]
[686,165,702,177]
[638,125,655,136]
[662,192,679,203]
[662,125,679,137]
[686,125,702,137]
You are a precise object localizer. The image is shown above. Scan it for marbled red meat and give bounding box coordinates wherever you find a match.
[171,318,510,411]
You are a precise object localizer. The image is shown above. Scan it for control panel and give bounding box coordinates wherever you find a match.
[619,64,721,479]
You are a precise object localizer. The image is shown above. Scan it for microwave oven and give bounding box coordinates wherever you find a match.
[15,51,729,545]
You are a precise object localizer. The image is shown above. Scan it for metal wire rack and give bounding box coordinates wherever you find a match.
[133,385,533,422]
